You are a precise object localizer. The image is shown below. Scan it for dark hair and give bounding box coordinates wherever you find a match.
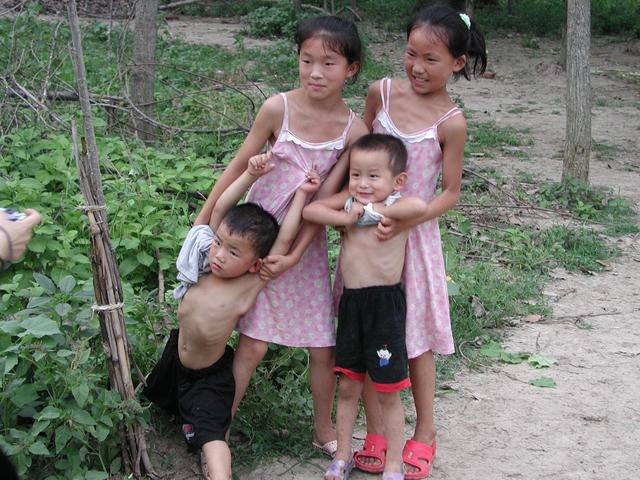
[408,5,487,80]
[221,203,279,259]
[295,15,363,82]
[351,133,408,175]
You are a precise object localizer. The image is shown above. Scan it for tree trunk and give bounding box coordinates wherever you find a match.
[129,0,159,143]
[66,1,155,477]
[563,0,591,184]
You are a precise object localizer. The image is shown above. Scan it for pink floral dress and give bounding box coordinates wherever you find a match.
[372,78,456,357]
[238,93,355,347]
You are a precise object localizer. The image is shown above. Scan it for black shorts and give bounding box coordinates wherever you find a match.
[142,329,235,448]
[335,284,411,392]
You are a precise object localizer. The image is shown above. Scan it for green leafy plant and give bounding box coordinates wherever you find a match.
[0,273,140,478]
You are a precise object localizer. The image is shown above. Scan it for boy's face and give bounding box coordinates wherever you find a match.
[208,222,261,279]
[348,149,405,205]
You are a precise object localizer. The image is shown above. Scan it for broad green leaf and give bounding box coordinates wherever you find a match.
[54,303,72,317]
[85,471,109,480]
[500,351,529,364]
[56,349,75,358]
[479,341,503,358]
[37,406,62,420]
[119,256,139,276]
[529,376,556,388]
[71,408,96,426]
[136,251,154,267]
[447,280,460,296]
[28,441,51,456]
[55,425,72,454]
[58,275,76,293]
[11,384,39,408]
[528,355,558,369]
[27,296,51,308]
[94,424,110,442]
[71,383,90,408]
[18,316,61,338]
[33,273,56,293]
[0,320,22,335]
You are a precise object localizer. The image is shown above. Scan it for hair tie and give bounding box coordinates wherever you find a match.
[459,13,471,30]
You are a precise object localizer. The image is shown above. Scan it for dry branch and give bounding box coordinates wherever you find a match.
[66,0,155,476]
[159,0,204,10]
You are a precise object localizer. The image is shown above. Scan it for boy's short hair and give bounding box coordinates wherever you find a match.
[220,203,279,258]
[351,133,407,175]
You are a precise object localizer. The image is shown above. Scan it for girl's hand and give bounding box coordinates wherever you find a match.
[376,215,401,241]
[258,253,297,280]
[248,153,275,177]
[299,169,321,194]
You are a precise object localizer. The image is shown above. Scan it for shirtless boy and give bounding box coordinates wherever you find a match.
[303,133,427,480]
[144,154,319,480]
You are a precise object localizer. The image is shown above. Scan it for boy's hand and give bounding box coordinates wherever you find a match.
[299,169,321,194]
[258,254,297,280]
[248,153,275,177]
[346,201,364,225]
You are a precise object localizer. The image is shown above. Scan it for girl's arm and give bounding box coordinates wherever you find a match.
[376,196,428,222]
[269,172,320,256]
[209,154,274,231]
[377,116,466,239]
[303,190,359,227]
[259,119,368,278]
[363,80,382,131]
[193,95,283,226]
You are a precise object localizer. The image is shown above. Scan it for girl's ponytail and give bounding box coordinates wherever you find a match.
[408,5,488,81]
[466,16,487,80]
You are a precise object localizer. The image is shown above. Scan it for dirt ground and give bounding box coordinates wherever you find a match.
[157,20,640,479]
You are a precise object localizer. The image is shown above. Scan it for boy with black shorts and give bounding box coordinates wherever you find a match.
[304,134,427,480]
[144,154,319,480]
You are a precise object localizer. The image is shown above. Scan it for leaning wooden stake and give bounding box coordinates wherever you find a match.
[66,0,155,477]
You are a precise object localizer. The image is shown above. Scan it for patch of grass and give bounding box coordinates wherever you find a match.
[536,179,636,222]
[508,106,527,114]
[466,121,523,155]
[521,36,540,49]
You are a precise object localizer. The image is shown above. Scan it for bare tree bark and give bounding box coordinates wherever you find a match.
[563,0,591,184]
[66,0,155,477]
[129,0,159,143]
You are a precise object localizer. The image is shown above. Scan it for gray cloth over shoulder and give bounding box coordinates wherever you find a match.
[173,225,214,300]
[344,191,402,227]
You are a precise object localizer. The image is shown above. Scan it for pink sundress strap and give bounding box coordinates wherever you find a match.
[380,77,391,113]
[433,107,462,128]
[279,92,290,133]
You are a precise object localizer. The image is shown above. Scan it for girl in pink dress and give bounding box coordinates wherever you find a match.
[194,16,368,453]
[353,5,487,478]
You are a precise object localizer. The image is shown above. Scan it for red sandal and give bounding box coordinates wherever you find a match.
[403,438,436,479]
[354,433,387,473]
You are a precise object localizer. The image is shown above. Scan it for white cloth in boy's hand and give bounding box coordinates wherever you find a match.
[174,225,214,299]
[344,191,402,227]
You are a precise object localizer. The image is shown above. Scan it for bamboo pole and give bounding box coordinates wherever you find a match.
[66,0,155,476]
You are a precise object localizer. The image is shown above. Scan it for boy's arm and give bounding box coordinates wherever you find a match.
[209,154,274,231]
[303,191,361,227]
[269,170,321,256]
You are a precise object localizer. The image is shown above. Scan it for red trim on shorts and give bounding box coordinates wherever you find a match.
[334,367,365,382]
[372,377,412,393]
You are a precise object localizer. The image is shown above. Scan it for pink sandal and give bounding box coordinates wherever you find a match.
[403,438,436,479]
[324,458,355,480]
[354,433,387,473]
